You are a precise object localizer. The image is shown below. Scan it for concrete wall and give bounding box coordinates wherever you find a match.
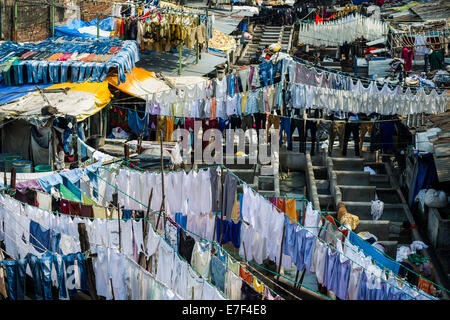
[428,207,450,249]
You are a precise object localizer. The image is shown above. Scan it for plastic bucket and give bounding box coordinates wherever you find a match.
[4,156,22,172]
[35,165,53,172]
[11,160,33,173]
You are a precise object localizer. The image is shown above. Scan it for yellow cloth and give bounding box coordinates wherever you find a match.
[231,194,239,220]
[285,199,298,223]
[252,277,264,294]
[82,194,97,206]
[241,92,248,114]
[93,205,107,219]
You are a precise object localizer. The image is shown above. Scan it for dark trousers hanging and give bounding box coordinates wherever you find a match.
[342,122,360,156]
[288,118,303,152]
[254,113,266,130]
[303,120,317,156]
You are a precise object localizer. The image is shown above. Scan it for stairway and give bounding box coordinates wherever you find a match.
[238,25,293,65]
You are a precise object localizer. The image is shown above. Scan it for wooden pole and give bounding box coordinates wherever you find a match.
[51,0,55,38]
[276,223,286,282]
[118,207,122,252]
[10,166,16,190]
[211,199,219,248]
[178,42,183,75]
[77,223,98,300]
[155,129,165,231]
[71,117,79,166]
[140,188,153,269]
[124,144,130,161]
[3,170,7,189]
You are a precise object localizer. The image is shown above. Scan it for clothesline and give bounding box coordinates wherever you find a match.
[107,163,428,300]
[223,166,435,300]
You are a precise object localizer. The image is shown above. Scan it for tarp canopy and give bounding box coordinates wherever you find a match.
[106,67,208,100]
[0,83,52,105]
[0,81,112,122]
[55,18,115,38]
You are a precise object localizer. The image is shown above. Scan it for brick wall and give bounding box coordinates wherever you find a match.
[80,0,127,22]
[1,0,66,42]
[0,0,128,42]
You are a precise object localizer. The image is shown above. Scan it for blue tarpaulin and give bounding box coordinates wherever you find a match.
[0,83,52,105]
[55,17,115,38]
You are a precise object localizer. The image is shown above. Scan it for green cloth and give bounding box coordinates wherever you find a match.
[429,49,444,71]
[408,253,429,266]
[58,183,80,202]
[82,193,97,205]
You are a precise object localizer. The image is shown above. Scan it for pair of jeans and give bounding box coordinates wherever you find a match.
[229,115,241,129]
[89,63,104,82]
[288,118,303,151]
[40,251,68,300]
[27,253,44,300]
[342,122,360,156]
[259,61,273,86]
[279,117,291,147]
[48,62,60,83]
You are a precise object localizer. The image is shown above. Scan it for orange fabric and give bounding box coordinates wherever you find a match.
[239,266,252,285]
[46,53,63,61]
[285,199,298,223]
[276,198,286,212]
[166,116,174,142]
[418,277,435,295]
[210,98,216,118]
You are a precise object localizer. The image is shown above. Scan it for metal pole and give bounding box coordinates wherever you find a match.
[97,13,100,39]
[178,42,183,75]
[13,0,17,42]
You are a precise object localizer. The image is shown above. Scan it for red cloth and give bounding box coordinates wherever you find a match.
[315,13,324,24]
[401,48,413,71]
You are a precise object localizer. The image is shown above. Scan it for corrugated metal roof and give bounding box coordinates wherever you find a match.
[136,48,226,77]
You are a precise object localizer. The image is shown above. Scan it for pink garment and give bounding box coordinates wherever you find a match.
[16,179,44,193]
[401,48,413,71]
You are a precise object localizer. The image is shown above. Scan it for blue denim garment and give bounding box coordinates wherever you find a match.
[70,62,81,83]
[52,253,69,299]
[245,90,259,115]
[84,63,93,82]
[3,260,18,300]
[16,258,27,300]
[26,253,44,300]
[228,73,235,97]
[62,253,81,296]
[77,62,87,83]
[279,117,291,146]
[41,61,49,84]
[259,61,273,86]
[59,61,69,83]
[31,61,41,83]
[39,252,53,300]
[75,252,89,291]
[25,61,34,83]
[89,63,103,82]
[48,62,60,83]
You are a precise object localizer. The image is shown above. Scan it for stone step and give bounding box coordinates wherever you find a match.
[340,185,376,202]
[354,220,391,241]
[335,171,370,186]
[331,157,365,171]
